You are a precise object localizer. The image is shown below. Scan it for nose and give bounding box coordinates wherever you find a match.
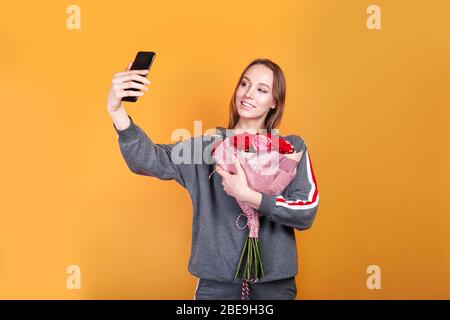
[243,88,255,100]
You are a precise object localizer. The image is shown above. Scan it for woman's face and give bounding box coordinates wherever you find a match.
[234,64,275,121]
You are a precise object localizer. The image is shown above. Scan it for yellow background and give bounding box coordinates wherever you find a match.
[0,0,449,299]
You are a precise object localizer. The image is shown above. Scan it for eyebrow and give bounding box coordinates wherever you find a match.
[242,76,271,89]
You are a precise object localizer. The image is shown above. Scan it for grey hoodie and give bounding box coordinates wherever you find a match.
[113,114,320,283]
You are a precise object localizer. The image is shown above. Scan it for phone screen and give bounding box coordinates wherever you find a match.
[122,51,156,102]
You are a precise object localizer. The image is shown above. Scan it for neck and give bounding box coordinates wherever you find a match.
[233,118,266,133]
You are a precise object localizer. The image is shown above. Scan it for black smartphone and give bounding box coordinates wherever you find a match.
[122,51,156,102]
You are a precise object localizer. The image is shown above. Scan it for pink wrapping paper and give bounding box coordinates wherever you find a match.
[211,136,304,237]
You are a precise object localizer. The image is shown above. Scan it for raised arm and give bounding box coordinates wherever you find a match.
[107,61,191,188]
[112,114,191,188]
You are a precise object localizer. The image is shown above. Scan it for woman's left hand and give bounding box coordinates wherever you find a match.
[215,157,251,201]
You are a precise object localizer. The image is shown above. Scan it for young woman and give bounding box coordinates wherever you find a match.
[107,58,320,300]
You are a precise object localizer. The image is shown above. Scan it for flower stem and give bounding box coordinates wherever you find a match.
[248,237,253,280]
[235,236,265,281]
[254,239,259,280]
[255,238,264,277]
[235,236,248,279]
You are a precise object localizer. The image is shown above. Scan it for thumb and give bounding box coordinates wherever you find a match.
[125,61,132,71]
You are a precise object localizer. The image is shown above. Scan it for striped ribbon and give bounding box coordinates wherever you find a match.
[241,280,250,300]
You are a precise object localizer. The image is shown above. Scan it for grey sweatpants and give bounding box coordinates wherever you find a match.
[194,277,297,300]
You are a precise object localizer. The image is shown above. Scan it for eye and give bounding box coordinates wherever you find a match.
[258,88,268,93]
[241,81,247,87]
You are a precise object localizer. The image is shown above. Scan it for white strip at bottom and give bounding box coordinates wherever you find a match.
[193,277,200,300]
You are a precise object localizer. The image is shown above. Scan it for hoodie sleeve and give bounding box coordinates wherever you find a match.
[257,136,320,231]
[112,114,192,189]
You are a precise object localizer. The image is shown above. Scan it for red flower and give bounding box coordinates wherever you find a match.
[267,136,294,154]
[279,138,295,154]
[214,132,295,155]
[232,133,252,152]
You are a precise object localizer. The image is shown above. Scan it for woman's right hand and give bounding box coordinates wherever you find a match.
[107,61,151,113]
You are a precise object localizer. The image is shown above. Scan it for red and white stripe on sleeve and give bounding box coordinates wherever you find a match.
[275,150,320,210]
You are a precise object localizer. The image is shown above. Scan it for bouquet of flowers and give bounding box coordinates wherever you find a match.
[210,131,304,283]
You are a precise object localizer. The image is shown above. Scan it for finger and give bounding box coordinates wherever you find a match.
[215,165,229,178]
[116,81,149,92]
[113,74,151,85]
[117,89,145,98]
[125,61,132,71]
[215,166,224,177]
[114,69,149,77]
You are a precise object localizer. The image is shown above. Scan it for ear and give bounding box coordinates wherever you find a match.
[271,101,276,109]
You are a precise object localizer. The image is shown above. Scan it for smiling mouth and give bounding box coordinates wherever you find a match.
[240,101,255,110]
